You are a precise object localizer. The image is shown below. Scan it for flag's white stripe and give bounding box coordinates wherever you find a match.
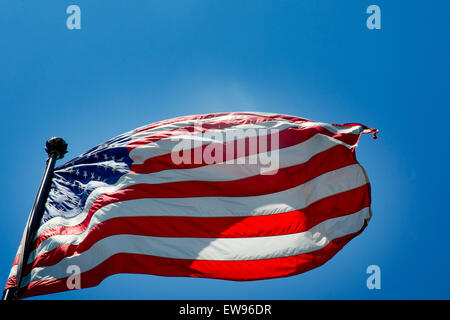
[233,111,294,118]
[34,133,353,236]
[22,207,370,287]
[129,119,365,165]
[28,164,368,262]
[128,113,276,145]
[130,120,293,164]
[7,233,26,280]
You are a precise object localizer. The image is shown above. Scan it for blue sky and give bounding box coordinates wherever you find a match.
[0,0,449,299]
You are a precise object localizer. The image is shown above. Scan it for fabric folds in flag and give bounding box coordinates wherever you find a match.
[5,111,377,298]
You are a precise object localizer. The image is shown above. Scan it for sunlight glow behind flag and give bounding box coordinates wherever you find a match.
[5,112,377,298]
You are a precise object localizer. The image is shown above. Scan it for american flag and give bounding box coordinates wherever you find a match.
[5,112,377,298]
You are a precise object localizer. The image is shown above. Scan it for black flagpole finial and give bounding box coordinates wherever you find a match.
[45,137,68,160]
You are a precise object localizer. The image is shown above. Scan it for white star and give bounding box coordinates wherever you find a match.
[103,154,109,160]
[83,171,88,178]
[91,172,96,179]
[75,169,80,176]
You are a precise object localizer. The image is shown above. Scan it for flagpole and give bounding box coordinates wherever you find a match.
[2,137,67,300]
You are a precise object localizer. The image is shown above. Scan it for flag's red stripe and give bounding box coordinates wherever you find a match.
[96,146,356,200]
[5,276,17,290]
[133,112,309,135]
[130,124,360,174]
[12,253,20,266]
[127,115,305,151]
[17,224,366,298]
[134,112,247,134]
[23,184,370,273]
[29,144,357,256]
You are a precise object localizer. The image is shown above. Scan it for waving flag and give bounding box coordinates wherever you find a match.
[5,112,377,298]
